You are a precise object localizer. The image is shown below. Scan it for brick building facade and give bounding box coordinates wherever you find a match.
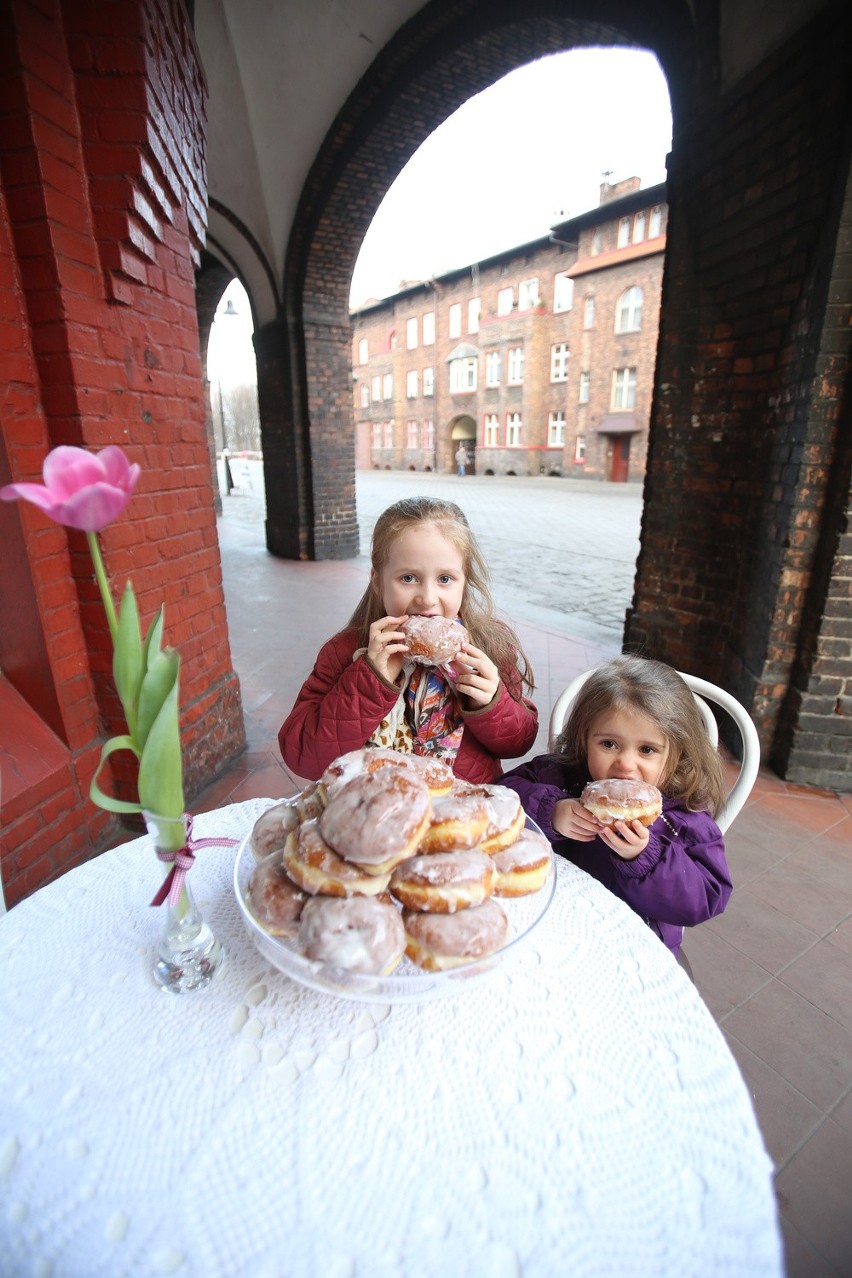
[0,0,246,906]
[352,178,667,483]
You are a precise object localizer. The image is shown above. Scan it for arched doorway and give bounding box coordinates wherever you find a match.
[450,415,477,476]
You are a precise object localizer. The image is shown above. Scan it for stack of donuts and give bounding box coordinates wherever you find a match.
[244,746,551,977]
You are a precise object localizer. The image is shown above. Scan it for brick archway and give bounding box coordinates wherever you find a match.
[269,0,695,560]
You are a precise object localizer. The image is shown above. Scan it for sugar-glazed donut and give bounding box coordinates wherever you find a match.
[402,614,468,667]
[319,768,432,876]
[283,821,391,897]
[319,745,453,800]
[402,898,508,971]
[453,782,525,854]
[580,779,662,828]
[249,799,301,862]
[491,828,551,898]
[389,849,497,913]
[298,895,406,975]
[246,853,307,936]
[418,786,491,853]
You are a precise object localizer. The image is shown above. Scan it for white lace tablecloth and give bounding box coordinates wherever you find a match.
[0,799,782,1278]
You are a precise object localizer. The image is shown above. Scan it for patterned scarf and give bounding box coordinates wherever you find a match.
[367,662,464,763]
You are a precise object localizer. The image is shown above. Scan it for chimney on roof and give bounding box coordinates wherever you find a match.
[599,175,642,204]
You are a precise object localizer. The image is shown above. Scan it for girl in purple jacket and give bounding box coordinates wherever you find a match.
[500,656,732,957]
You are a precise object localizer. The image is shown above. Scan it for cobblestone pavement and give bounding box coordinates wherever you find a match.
[222,466,644,647]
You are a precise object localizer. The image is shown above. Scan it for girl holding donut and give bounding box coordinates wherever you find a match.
[500,656,732,957]
[279,496,537,784]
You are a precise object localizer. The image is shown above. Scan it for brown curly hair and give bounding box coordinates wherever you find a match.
[346,495,534,696]
[554,656,726,815]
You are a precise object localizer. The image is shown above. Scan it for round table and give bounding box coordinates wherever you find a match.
[0,800,783,1277]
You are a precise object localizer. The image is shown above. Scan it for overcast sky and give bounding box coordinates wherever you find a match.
[349,47,672,309]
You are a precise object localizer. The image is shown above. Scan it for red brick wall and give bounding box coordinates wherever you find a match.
[0,0,245,904]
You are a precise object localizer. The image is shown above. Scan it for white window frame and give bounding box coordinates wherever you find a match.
[371,422,382,449]
[506,412,522,447]
[406,369,418,399]
[617,217,631,248]
[422,311,435,345]
[371,375,381,402]
[406,317,418,349]
[550,343,569,382]
[422,366,434,397]
[579,371,590,404]
[583,296,595,329]
[383,420,394,448]
[592,229,602,256]
[422,419,434,449]
[632,210,646,244]
[611,367,637,410]
[468,298,481,333]
[518,278,539,311]
[649,206,662,238]
[507,346,524,385]
[485,351,500,387]
[359,382,370,408]
[616,286,643,334]
[448,303,462,338]
[406,419,418,448]
[358,337,368,364]
[497,286,514,316]
[575,434,586,463]
[483,413,499,447]
[553,273,574,313]
[382,373,393,401]
[449,356,477,393]
[548,411,566,447]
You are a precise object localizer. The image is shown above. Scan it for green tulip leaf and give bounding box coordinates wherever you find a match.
[89,734,143,814]
[143,606,165,668]
[137,650,184,818]
[113,581,144,737]
[136,647,179,752]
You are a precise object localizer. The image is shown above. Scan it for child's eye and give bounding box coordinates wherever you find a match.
[640,745,660,755]
[438,574,454,585]
[600,738,617,750]
[399,573,416,584]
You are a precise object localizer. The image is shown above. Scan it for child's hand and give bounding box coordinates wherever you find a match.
[366,614,409,684]
[450,643,500,708]
[597,819,651,860]
[552,798,603,841]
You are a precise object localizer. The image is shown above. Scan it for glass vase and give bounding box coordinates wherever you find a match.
[145,811,225,994]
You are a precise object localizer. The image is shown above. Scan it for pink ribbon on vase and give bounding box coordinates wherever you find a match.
[150,814,238,907]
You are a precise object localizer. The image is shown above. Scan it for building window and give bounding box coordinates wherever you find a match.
[548,411,566,447]
[449,356,477,393]
[649,206,662,238]
[406,317,418,349]
[383,420,394,448]
[371,422,382,449]
[507,346,524,384]
[592,230,602,255]
[406,419,418,448]
[422,419,434,449]
[579,371,590,404]
[388,329,397,351]
[497,286,514,316]
[583,296,595,329]
[611,367,637,410]
[553,273,574,312]
[406,369,418,398]
[616,286,643,333]
[358,338,368,364]
[485,351,500,387]
[506,412,522,447]
[518,279,539,311]
[617,217,631,248]
[468,298,481,333]
[575,434,586,463]
[423,311,435,345]
[423,366,434,397]
[632,210,646,243]
[359,383,370,408]
[382,373,393,400]
[371,375,381,402]
[550,343,569,382]
[449,303,462,338]
[483,413,499,447]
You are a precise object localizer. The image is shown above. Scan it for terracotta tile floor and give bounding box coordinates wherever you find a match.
[194,497,852,1278]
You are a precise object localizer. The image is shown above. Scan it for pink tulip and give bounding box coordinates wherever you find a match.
[0,444,140,531]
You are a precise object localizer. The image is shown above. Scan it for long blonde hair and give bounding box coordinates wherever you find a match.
[347,496,534,695]
[554,656,726,815]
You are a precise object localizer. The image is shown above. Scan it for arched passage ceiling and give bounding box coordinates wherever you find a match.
[194,0,831,328]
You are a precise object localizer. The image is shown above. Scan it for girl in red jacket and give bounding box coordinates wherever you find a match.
[279,496,537,784]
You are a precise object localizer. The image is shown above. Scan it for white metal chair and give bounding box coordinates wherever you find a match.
[547,668,761,834]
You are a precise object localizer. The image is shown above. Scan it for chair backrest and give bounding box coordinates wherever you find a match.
[547,668,761,834]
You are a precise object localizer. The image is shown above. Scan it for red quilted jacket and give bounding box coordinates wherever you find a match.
[279,627,538,785]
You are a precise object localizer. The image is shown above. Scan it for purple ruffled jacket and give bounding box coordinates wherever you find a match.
[499,755,732,956]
